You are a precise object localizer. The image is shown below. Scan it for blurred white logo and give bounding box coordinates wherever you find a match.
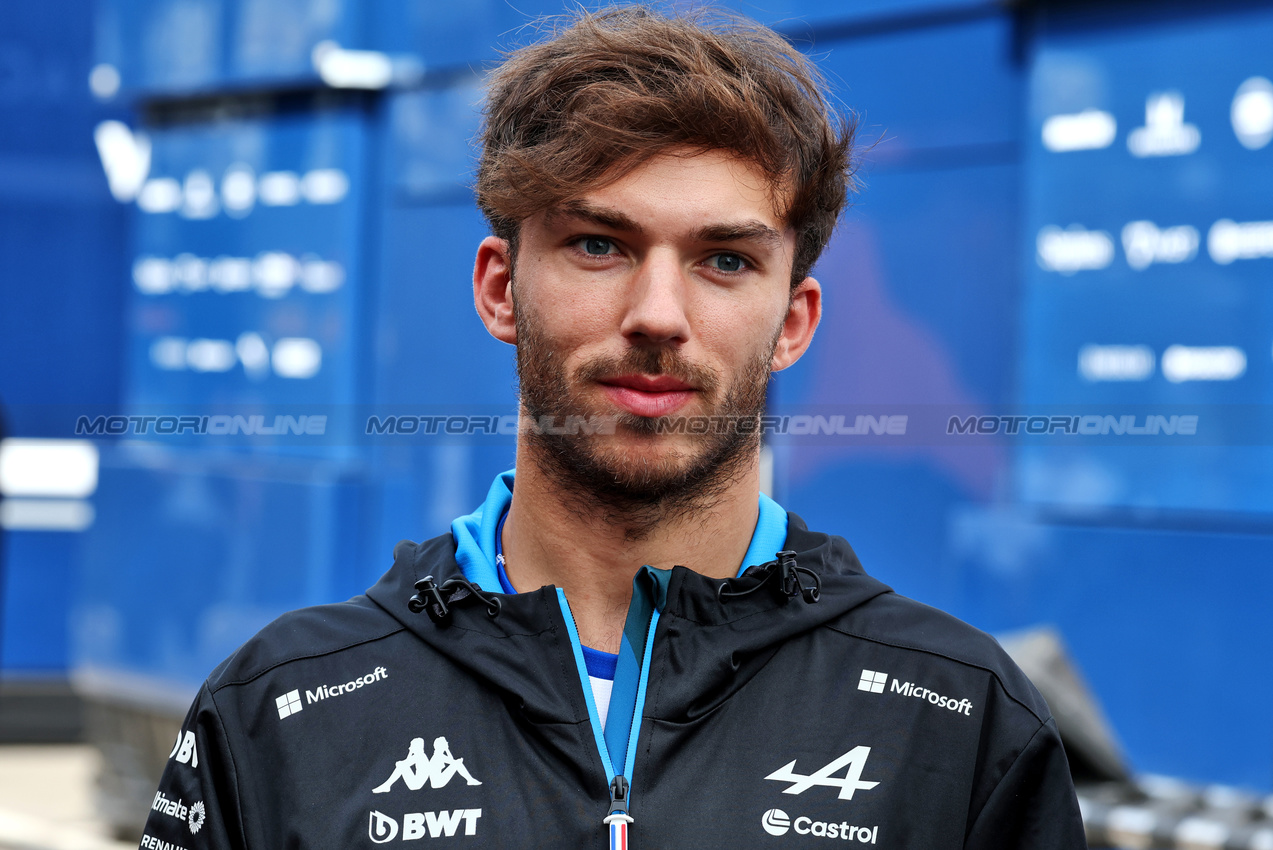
[1231,77,1273,150]
[93,121,151,202]
[1037,225,1114,275]
[1128,92,1200,157]
[1041,109,1116,152]
[1121,221,1199,270]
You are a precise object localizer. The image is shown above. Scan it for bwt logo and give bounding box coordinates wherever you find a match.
[368,809,482,843]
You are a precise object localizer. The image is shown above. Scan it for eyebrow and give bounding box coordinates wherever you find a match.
[690,221,784,252]
[547,200,646,235]
[548,201,785,253]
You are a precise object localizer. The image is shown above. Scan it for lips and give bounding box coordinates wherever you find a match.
[599,374,696,418]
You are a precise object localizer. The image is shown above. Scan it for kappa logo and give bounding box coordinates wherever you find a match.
[373,736,482,793]
[765,746,880,801]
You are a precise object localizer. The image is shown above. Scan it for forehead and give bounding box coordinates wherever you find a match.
[546,148,793,238]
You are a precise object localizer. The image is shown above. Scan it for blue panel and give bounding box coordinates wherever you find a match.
[75,449,370,695]
[0,532,81,673]
[772,162,1019,611]
[383,75,484,203]
[810,13,1022,159]
[367,194,519,550]
[0,1,127,677]
[732,0,1000,34]
[951,515,1273,790]
[123,94,371,450]
[1019,2,1273,513]
[226,0,364,85]
[370,0,579,69]
[97,0,365,96]
[0,1,127,429]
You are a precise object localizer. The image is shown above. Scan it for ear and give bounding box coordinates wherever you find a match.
[771,277,821,371]
[473,235,517,344]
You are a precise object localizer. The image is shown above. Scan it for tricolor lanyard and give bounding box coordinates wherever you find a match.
[494,510,650,850]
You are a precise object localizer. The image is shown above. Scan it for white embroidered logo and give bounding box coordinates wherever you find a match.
[765,747,880,801]
[275,689,303,719]
[857,670,888,693]
[373,736,482,793]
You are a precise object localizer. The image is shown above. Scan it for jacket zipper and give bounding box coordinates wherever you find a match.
[555,589,660,849]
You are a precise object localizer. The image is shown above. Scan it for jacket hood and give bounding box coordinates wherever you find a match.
[365,513,893,727]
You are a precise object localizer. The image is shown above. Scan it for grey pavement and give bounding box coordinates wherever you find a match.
[0,746,133,850]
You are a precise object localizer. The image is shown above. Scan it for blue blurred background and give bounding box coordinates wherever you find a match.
[1,0,1272,829]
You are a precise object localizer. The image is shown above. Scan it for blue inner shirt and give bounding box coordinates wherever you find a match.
[452,469,789,731]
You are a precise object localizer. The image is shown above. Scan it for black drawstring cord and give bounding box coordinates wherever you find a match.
[408,575,502,625]
[717,550,820,604]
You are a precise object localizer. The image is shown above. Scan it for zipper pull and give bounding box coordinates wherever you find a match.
[604,775,633,849]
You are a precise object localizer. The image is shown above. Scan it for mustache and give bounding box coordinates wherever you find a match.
[574,347,720,396]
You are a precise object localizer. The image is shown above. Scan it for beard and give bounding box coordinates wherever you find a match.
[514,297,776,534]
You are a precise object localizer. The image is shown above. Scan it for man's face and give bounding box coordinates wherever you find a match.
[495,149,815,514]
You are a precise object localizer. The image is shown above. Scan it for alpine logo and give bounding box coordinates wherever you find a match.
[765,746,880,800]
[368,809,482,843]
[374,736,482,793]
[857,669,974,717]
[276,666,389,720]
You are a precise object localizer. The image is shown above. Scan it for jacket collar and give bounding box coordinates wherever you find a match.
[449,468,791,593]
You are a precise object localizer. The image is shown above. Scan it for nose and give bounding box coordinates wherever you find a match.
[619,251,691,346]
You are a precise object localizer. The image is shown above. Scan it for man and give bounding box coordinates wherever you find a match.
[141,7,1085,849]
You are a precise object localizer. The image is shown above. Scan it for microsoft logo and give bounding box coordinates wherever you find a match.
[858,670,888,694]
[276,689,303,719]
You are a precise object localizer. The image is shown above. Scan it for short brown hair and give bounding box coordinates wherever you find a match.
[475,5,856,285]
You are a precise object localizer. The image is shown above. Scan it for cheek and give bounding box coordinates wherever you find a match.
[696,300,786,364]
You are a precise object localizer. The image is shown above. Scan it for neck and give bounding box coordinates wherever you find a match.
[500,437,762,653]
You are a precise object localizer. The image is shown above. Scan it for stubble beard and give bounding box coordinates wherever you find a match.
[514,298,776,537]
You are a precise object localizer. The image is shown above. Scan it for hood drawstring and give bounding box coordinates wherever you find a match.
[717,550,821,605]
[408,575,503,626]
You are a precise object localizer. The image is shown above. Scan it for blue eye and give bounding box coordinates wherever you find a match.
[580,237,615,255]
[709,253,746,272]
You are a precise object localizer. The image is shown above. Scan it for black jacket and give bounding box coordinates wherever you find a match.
[140,516,1086,849]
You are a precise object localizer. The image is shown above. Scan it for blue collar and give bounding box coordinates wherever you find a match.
[451,468,790,594]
